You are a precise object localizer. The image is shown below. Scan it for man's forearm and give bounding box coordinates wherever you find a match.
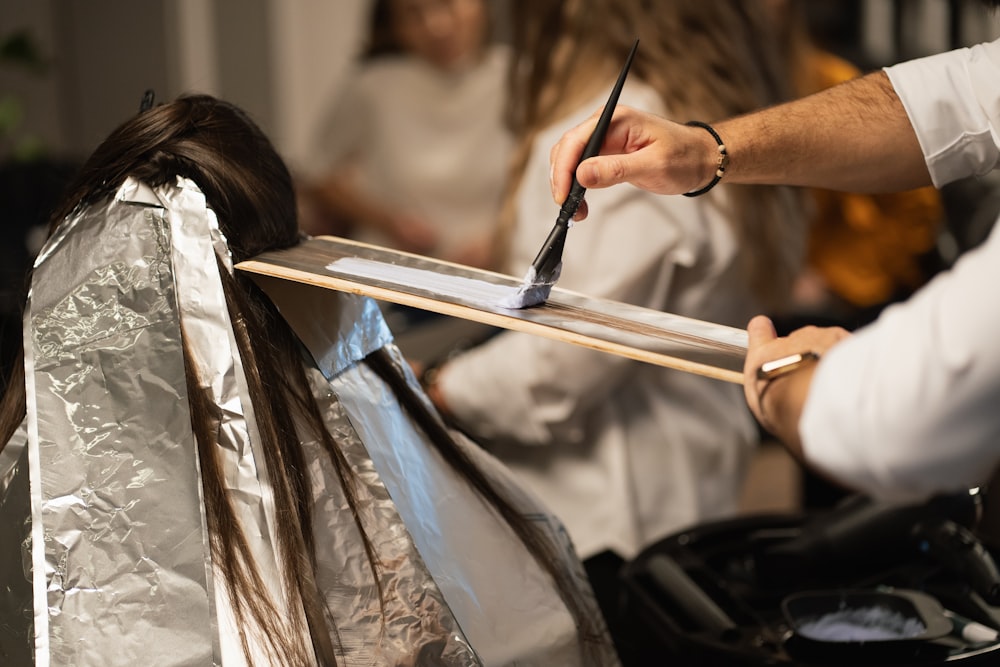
[717,71,933,193]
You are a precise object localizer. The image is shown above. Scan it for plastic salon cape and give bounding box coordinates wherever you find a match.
[0,177,618,666]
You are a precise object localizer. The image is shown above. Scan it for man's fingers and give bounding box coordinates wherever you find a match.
[550,114,600,204]
[549,141,572,204]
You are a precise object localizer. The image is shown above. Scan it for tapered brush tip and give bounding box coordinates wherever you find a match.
[499,264,560,309]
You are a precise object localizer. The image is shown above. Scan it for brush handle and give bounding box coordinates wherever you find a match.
[555,38,640,229]
[530,38,639,281]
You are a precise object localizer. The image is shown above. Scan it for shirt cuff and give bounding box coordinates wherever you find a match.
[885,42,1000,187]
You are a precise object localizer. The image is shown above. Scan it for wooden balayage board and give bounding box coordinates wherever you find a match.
[236,236,748,383]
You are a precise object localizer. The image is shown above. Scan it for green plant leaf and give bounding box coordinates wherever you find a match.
[0,95,24,133]
[0,29,48,73]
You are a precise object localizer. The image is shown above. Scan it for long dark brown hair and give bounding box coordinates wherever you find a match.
[0,95,602,665]
[502,0,806,309]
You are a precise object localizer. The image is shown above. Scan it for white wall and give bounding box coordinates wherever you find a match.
[269,0,369,174]
[166,0,220,96]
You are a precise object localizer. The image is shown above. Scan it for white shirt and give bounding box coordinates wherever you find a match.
[439,82,762,560]
[800,39,1000,502]
[310,45,511,257]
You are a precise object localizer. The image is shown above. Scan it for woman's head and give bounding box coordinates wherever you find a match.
[508,0,787,132]
[52,94,298,263]
[367,0,489,70]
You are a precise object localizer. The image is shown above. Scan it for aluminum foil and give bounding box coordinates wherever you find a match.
[298,364,478,665]
[251,275,392,379]
[24,179,220,666]
[326,349,619,667]
[264,275,619,666]
[155,178,302,665]
[5,172,615,666]
[255,277,482,664]
[0,419,31,666]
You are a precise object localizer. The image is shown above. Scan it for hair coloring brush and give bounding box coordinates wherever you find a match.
[503,38,639,309]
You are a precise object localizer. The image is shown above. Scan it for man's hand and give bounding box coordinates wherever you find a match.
[744,315,850,455]
[549,106,720,220]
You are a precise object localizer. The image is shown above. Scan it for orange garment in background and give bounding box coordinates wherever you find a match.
[796,48,943,308]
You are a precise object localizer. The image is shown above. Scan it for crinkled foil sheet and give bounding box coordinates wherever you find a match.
[1,174,611,666]
[253,278,482,665]
[0,420,31,665]
[265,278,618,666]
[21,179,221,666]
[0,178,488,666]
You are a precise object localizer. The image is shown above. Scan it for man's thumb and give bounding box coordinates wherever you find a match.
[576,156,629,189]
[747,315,777,349]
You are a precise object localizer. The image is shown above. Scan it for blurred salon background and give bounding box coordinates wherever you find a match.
[3,0,1000,513]
[5,1,997,191]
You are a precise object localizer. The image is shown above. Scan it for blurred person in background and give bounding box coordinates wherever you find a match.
[421,1,806,661]
[299,0,510,270]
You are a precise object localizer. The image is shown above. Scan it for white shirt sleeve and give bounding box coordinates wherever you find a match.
[885,39,1000,187]
[801,39,1000,502]
[801,207,1000,504]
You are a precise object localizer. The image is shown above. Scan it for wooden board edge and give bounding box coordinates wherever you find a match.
[237,259,744,384]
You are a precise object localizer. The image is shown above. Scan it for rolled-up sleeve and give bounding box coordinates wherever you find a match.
[799,40,1000,502]
[885,40,1000,187]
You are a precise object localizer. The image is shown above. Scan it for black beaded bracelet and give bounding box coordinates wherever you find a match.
[683,121,729,197]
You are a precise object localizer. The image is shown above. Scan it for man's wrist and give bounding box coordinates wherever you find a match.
[683,121,729,197]
[755,354,818,457]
